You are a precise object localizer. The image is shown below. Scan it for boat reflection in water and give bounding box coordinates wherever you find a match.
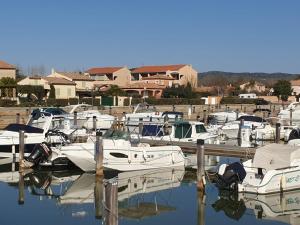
[0,164,185,223]
[213,189,300,225]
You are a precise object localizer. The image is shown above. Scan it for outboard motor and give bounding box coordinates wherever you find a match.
[26,142,52,165]
[288,128,300,141]
[216,162,246,191]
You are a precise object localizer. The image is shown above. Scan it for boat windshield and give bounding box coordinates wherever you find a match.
[103,129,130,140]
[174,123,192,139]
[65,104,93,113]
[195,124,207,133]
[134,103,156,113]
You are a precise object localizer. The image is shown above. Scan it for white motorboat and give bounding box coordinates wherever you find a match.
[123,103,183,133]
[0,112,53,158]
[138,121,218,144]
[208,111,248,125]
[31,129,185,172]
[219,115,270,139]
[65,104,116,130]
[278,102,300,125]
[217,143,300,194]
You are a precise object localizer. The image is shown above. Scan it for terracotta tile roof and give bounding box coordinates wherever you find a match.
[57,72,93,81]
[0,60,16,69]
[142,75,175,80]
[291,80,300,86]
[131,64,186,73]
[43,77,76,85]
[86,67,123,75]
[123,82,165,89]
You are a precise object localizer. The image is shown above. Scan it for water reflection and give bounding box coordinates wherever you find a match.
[0,164,186,224]
[213,189,300,225]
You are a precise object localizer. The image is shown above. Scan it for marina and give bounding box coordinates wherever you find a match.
[0,103,299,225]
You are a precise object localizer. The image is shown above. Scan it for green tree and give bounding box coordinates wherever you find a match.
[104,85,127,96]
[0,77,17,86]
[49,84,56,98]
[273,80,293,101]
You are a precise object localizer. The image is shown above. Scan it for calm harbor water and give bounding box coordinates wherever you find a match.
[0,157,294,225]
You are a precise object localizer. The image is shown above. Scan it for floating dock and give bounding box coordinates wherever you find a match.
[140,138,256,158]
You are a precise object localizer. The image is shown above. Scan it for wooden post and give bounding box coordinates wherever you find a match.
[18,171,25,205]
[290,109,293,126]
[16,113,20,124]
[243,106,246,113]
[94,176,103,219]
[138,118,143,136]
[19,130,25,169]
[74,111,77,126]
[238,119,244,139]
[193,106,196,114]
[235,109,239,120]
[109,106,112,115]
[196,139,205,192]
[203,110,207,124]
[93,115,97,131]
[276,123,281,143]
[172,104,175,112]
[197,115,200,122]
[95,131,103,176]
[197,185,205,225]
[104,178,118,225]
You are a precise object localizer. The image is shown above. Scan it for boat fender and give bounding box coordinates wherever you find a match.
[218,164,228,176]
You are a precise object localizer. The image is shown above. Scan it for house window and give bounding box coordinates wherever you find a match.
[55,88,60,96]
[82,81,86,88]
[67,88,71,96]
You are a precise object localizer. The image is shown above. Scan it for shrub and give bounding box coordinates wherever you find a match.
[69,98,79,105]
[220,96,267,104]
[0,99,17,107]
[46,98,69,107]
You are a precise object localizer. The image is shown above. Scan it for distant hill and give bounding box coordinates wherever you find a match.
[198,71,299,87]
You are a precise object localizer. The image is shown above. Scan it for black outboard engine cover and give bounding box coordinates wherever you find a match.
[216,162,246,190]
[26,142,52,165]
[288,128,300,141]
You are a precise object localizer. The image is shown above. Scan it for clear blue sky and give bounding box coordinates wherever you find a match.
[1,0,299,74]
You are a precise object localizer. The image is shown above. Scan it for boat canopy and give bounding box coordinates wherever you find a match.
[237,116,266,123]
[252,144,300,171]
[4,124,44,133]
[174,121,192,139]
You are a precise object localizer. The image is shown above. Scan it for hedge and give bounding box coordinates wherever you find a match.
[0,99,17,107]
[221,96,261,104]
[125,98,205,105]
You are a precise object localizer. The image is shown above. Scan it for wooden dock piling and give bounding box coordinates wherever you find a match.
[94,176,103,219]
[93,115,97,131]
[18,172,25,205]
[290,109,293,126]
[104,179,118,225]
[95,131,103,176]
[74,111,77,126]
[276,123,281,143]
[19,130,25,169]
[196,139,205,192]
[16,113,20,124]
